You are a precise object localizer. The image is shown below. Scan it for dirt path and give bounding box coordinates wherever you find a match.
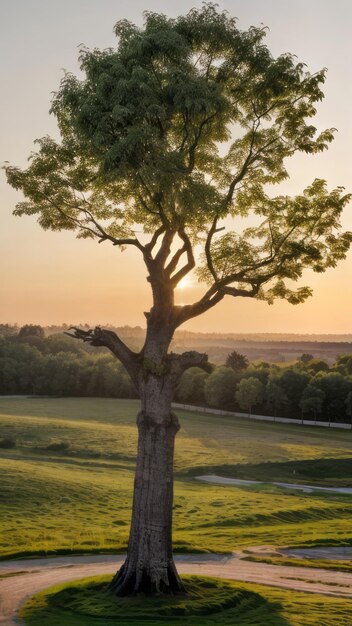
[196,474,352,494]
[1,552,352,625]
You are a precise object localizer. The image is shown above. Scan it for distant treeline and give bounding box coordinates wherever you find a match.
[0,325,137,399]
[3,324,352,365]
[1,325,352,423]
[3,323,352,343]
[177,355,352,424]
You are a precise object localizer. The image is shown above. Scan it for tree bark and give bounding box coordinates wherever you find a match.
[110,363,184,595]
[67,319,209,596]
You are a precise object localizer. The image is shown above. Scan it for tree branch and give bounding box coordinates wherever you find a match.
[204,221,299,292]
[165,242,187,277]
[175,289,224,325]
[170,350,212,381]
[145,226,166,255]
[45,194,145,252]
[170,229,195,286]
[153,229,176,266]
[225,122,258,206]
[221,284,261,298]
[65,326,140,385]
[204,217,224,282]
[183,110,220,174]
[111,238,145,251]
[136,174,169,227]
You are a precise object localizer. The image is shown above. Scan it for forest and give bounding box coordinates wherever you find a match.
[1,324,352,424]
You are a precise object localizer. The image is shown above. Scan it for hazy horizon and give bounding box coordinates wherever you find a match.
[3,321,352,342]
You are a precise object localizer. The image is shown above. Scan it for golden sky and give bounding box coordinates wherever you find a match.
[0,0,351,333]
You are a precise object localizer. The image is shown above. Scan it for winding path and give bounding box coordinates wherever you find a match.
[1,552,352,625]
[196,474,352,494]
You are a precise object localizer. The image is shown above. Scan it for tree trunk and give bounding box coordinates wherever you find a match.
[110,375,184,595]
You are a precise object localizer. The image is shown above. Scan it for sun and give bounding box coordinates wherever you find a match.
[176,276,193,290]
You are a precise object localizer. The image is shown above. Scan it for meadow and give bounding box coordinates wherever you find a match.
[0,397,352,559]
[19,575,352,626]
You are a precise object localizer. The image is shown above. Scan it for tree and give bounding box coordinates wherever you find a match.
[345,391,352,428]
[299,353,314,364]
[176,367,209,404]
[266,378,288,418]
[0,342,42,394]
[235,376,264,416]
[306,358,329,374]
[5,4,351,595]
[225,350,249,372]
[17,325,46,354]
[277,369,310,415]
[243,364,271,386]
[204,366,237,409]
[18,324,45,339]
[312,372,352,421]
[45,333,86,355]
[299,384,325,423]
[334,354,352,376]
[0,324,18,337]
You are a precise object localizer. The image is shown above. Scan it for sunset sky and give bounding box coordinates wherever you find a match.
[0,0,351,333]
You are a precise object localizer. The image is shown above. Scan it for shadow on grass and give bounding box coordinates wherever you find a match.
[20,575,293,625]
[186,457,352,486]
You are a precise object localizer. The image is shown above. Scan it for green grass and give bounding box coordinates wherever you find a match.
[20,575,352,626]
[188,457,352,487]
[1,397,352,558]
[243,555,352,573]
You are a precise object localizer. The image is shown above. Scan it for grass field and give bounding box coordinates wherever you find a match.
[20,575,352,626]
[242,555,352,573]
[1,397,352,558]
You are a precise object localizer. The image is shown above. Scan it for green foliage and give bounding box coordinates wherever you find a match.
[204,366,237,408]
[310,373,352,421]
[276,369,310,414]
[4,4,351,309]
[235,377,264,414]
[300,385,325,419]
[334,354,352,376]
[266,379,288,416]
[242,365,271,386]
[306,359,329,374]
[176,367,209,404]
[225,350,249,371]
[44,334,86,356]
[346,391,352,419]
[0,324,18,337]
[18,325,45,339]
[3,330,352,422]
[0,334,136,398]
[182,357,352,422]
[299,353,314,364]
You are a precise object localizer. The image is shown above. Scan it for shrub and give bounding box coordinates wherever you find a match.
[0,437,16,449]
[45,441,70,452]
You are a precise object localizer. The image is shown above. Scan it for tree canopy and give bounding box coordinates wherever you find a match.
[225,350,249,371]
[5,3,351,327]
[235,376,264,415]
